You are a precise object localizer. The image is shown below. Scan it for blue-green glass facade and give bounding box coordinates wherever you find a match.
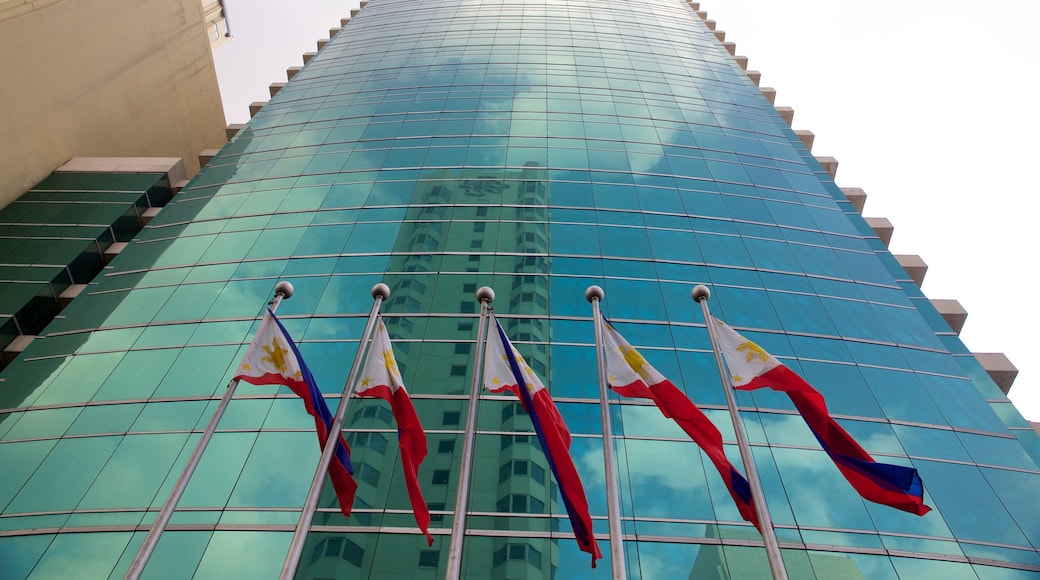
[2,0,1039,578]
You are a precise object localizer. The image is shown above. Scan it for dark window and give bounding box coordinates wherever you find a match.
[442,411,460,425]
[356,463,381,486]
[432,469,450,485]
[428,502,445,523]
[438,440,455,453]
[418,551,440,567]
[342,539,364,567]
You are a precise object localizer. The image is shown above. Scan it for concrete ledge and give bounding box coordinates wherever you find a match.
[341,17,351,26]
[794,129,814,150]
[760,87,777,104]
[841,187,867,212]
[171,179,189,194]
[688,1,700,9]
[317,38,329,50]
[269,82,286,97]
[249,101,266,118]
[975,352,1018,394]
[302,52,317,64]
[141,207,162,226]
[58,284,87,308]
[734,55,748,70]
[2,335,36,365]
[226,123,245,140]
[198,149,220,167]
[865,217,893,246]
[56,157,187,184]
[103,242,128,265]
[930,299,967,334]
[747,70,762,85]
[350,8,360,17]
[776,106,794,125]
[816,156,838,179]
[713,30,725,41]
[722,42,736,55]
[329,27,341,38]
[895,254,928,286]
[696,10,707,19]
[287,66,302,80]
[703,19,716,30]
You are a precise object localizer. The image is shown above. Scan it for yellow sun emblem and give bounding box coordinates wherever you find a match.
[736,341,769,364]
[620,345,652,381]
[382,350,399,380]
[261,338,292,374]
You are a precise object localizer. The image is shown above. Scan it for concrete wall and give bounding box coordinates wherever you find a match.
[0,0,226,208]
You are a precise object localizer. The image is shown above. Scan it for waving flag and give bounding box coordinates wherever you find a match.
[356,316,433,545]
[712,316,930,516]
[599,314,758,529]
[484,317,602,567]
[234,309,357,516]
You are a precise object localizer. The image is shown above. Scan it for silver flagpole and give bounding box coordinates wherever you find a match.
[125,280,295,580]
[585,285,627,579]
[445,286,495,580]
[279,283,390,579]
[692,285,788,580]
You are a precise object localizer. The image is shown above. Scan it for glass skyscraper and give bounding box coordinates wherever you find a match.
[2,0,1038,578]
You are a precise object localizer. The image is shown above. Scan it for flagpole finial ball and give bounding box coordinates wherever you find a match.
[476,286,495,303]
[692,285,710,303]
[372,283,391,300]
[274,281,294,300]
[585,285,604,302]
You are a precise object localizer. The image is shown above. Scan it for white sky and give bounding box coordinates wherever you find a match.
[212,0,1038,421]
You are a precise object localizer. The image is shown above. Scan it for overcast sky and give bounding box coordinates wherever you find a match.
[212,0,1038,421]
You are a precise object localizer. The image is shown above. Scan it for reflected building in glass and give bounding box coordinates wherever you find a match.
[1,0,1038,578]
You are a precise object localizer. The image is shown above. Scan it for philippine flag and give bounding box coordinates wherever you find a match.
[484,316,602,567]
[233,309,357,516]
[356,316,433,545]
[599,313,759,529]
[712,316,931,516]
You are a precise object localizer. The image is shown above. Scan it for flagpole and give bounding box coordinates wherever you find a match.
[585,285,627,579]
[125,281,295,580]
[280,283,390,579]
[692,285,788,580]
[445,286,494,580]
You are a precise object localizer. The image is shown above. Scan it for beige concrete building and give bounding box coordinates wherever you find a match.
[0,0,227,209]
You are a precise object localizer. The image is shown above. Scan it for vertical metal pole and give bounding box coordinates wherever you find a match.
[585,286,626,579]
[280,283,391,579]
[692,285,788,580]
[125,281,296,580]
[444,286,495,580]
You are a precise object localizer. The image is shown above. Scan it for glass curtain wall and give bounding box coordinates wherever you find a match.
[1,0,1038,578]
